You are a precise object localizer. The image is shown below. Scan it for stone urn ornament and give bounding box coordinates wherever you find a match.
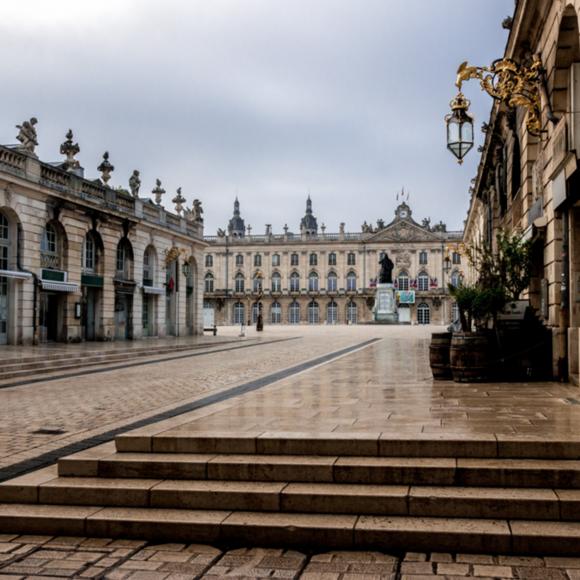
[172,187,186,215]
[152,178,165,206]
[97,151,114,185]
[60,129,80,171]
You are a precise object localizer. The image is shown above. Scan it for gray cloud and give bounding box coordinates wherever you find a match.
[0,0,513,234]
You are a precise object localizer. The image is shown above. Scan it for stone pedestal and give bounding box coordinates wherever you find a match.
[373,283,398,324]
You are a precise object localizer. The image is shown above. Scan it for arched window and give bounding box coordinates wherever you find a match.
[308,300,319,324]
[419,251,428,265]
[233,301,245,324]
[290,272,300,292]
[347,300,358,324]
[417,303,430,325]
[235,273,245,293]
[205,254,213,268]
[450,270,461,288]
[309,253,318,266]
[327,271,337,292]
[204,273,214,293]
[308,272,319,292]
[328,252,337,266]
[289,300,300,324]
[291,253,299,266]
[41,223,62,269]
[347,252,356,266]
[327,300,338,324]
[143,246,156,286]
[346,271,357,292]
[116,238,134,280]
[235,254,244,266]
[397,271,409,291]
[272,254,280,267]
[254,254,262,267]
[83,233,95,273]
[271,272,281,293]
[417,271,429,292]
[0,212,8,270]
[253,273,262,292]
[271,301,281,324]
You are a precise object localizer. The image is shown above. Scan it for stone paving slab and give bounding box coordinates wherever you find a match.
[0,535,579,578]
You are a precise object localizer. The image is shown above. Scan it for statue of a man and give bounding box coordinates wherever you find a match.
[129,170,141,198]
[378,252,394,284]
[16,117,38,154]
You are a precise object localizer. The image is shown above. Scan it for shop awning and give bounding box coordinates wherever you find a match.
[143,286,165,295]
[41,280,80,293]
[0,269,32,280]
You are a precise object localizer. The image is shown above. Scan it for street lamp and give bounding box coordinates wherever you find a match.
[445,93,474,164]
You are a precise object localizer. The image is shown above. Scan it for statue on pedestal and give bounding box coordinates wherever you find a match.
[378,252,394,284]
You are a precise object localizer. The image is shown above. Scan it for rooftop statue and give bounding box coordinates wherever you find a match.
[16,117,38,155]
[129,170,141,198]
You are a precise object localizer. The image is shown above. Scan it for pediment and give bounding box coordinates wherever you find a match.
[366,219,441,243]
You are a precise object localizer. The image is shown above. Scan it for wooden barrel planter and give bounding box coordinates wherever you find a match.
[429,332,452,380]
[450,332,494,383]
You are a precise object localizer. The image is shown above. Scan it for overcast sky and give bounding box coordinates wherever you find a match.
[1,0,513,235]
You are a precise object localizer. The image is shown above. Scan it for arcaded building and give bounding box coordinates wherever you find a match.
[0,120,205,345]
[203,197,463,326]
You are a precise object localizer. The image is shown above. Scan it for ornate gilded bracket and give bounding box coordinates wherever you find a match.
[454,56,543,136]
[164,246,188,267]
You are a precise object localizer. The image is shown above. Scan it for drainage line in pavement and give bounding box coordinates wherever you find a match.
[0,337,300,391]
[0,337,380,483]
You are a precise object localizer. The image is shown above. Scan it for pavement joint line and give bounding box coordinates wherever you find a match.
[0,337,380,483]
[0,336,300,390]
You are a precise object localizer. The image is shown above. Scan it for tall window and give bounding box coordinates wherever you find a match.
[116,239,133,279]
[271,301,281,324]
[0,212,8,270]
[233,302,245,324]
[291,253,299,266]
[253,274,262,292]
[347,252,356,266]
[450,270,461,288]
[271,272,282,292]
[235,273,245,293]
[252,302,260,323]
[328,252,337,266]
[452,252,461,265]
[143,246,156,286]
[289,300,300,324]
[205,254,213,268]
[254,254,262,267]
[327,271,337,292]
[83,233,95,273]
[417,271,429,292]
[347,300,358,324]
[419,251,428,265]
[308,272,319,292]
[397,271,409,291]
[235,254,244,266]
[308,300,319,324]
[290,272,300,292]
[327,300,338,324]
[41,223,60,269]
[272,254,280,267]
[309,253,318,266]
[417,303,430,325]
[346,271,357,292]
[204,273,214,293]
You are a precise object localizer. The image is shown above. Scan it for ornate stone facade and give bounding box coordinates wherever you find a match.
[204,198,463,326]
[0,121,205,345]
[463,1,580,381]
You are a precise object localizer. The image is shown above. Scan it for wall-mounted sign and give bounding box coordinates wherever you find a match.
[397,290,415,304]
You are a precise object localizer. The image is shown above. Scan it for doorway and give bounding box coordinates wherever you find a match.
[83,287,101,341]
[0,276,8,345]
[114,293,133,340]
[40,292,61,342]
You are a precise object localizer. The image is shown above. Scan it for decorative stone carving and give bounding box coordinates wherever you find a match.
[97,152,114,185]
[129,170,141,198]
[172,187,186,215]
[60,130,80,170]
[396,252,412,267]
[502,15,513,30]
[192,199,203,222]
[152,179,165,205]
[16,117,38,155]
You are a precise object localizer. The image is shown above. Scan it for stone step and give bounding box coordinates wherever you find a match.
[1,503,580,554]
[115,430,580,460]
[2,469,577,521]
[57,451,580,488]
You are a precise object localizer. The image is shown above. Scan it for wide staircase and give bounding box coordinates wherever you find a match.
[0,339,236,383]
[2,432,580,554]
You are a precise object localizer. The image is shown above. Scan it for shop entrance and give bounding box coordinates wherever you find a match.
[40,292,61,342]
[114,293,133,340]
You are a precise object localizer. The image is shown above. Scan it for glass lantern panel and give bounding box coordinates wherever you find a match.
[447,119,460,143]
[460,120,474,143]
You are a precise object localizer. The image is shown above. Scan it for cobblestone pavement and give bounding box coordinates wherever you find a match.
[0,534,579,578]
[0,326,418,473]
